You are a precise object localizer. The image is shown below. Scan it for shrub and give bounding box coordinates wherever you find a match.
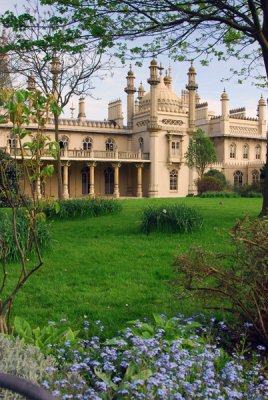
[0,209,51,261]
[196,176,225,194]
[141,204,203,234]
[0,334,55,400]
[174,217,268,345]
[43,198,122,219]
[0,150,20,208]
[200,191,240,198]
[234,183,262,197]
[204,169,227,185]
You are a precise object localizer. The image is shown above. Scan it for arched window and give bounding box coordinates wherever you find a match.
[59,135,69,150]
[255,145,261,160]
[233,170,243,186]
[230,143,236,159]
[105,138,115,151]
[252,169,260,184]
[8,133,17,148]
[170,169,178,191]
[83,137,93,150]
[243,144,249,159]
[138,137,144,152]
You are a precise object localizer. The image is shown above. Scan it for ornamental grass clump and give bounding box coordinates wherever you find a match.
[0,209,51,261]
[43,198,122,219]
[39,315,268,399]
[141,203,203,234]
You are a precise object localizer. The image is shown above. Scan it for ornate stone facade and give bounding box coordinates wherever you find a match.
[0,60,266,199]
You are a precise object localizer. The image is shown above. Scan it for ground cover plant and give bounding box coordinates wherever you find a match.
[43,198,122,219]
[10,315,268,399]
[141,203,203,234]
[7,197,262,335]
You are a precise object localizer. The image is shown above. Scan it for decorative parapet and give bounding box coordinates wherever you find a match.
[229,126,258,136]
[47,118,123,129]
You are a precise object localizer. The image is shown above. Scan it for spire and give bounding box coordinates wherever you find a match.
[0,29,12,89]
[137,81,145,101]
[164,65,172,88]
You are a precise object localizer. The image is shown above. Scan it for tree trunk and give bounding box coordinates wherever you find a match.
[54,111,63,201]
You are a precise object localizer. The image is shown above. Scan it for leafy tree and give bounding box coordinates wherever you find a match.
[33,0,268,214]
[1,0,112,199]
[0,88,59,333]
[185,129,217,178]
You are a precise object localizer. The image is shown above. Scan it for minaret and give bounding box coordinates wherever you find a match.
[147,58,160,198]
[221,89,229,118]
[164,66,172,89]
[78,97,86,121]
[27,73,36,92]
[0,29,12,89]
[186,62,198,129]
[137,81,145,102]
[258,95,266,137]
[124,64,136,129]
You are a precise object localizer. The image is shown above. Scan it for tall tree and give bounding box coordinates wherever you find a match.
[36,0,268,215]
[185,129,217,178]
[1,0,112,199]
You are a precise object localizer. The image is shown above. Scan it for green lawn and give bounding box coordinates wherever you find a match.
[10,197,262,335]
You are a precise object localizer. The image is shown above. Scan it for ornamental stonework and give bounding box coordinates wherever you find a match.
[229,126,258,136]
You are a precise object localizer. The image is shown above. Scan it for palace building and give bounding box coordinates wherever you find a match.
[0,58,266,199]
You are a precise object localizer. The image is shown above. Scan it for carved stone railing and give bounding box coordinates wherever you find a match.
[9,148,150,161]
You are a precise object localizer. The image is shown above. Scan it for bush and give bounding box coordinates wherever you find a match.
[200,191,241,198]
[43,198,122,219]
[234,183,262,197]
[0,334,55,400]
[196,176,225,194]
[141,204,203,234]
[0,209,51,261]
[174,217,268,345]
[204,169,227,185]
[0,150,20,208]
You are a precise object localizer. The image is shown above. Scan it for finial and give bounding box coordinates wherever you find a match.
[158,62,163,76]
[70,103,75,118]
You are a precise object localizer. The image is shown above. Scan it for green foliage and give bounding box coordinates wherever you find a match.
[200,191,240,198]
[43,198,122,219]
[0,150,19,208]
[14,317,79,354]
[204,169,227,186]
[141,203,203,234]
[234,183,262,197]
[196,176,225,194]
[0,209,51,261]
[174,217,268,344]
[185,129,217,178]
[0,334,55,399]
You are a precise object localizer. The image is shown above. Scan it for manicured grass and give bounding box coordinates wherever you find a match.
[9,197,262,336]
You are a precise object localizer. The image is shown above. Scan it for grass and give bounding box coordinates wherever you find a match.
[8,197,262,336]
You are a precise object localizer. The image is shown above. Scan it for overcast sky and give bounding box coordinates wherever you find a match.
[1,0,267,121]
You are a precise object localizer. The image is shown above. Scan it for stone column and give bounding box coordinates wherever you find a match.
[186,62,198,129]
[88,161,96,197]
[136,163,144,198]
[63,162,70,199]
[112,162,121,198]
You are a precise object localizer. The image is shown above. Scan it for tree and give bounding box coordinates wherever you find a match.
[185,128,217,178]
[0,88,59,333]
[1,0,112,199]
[33,0,268,215]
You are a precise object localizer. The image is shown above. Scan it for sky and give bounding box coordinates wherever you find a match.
[1,0,267,122]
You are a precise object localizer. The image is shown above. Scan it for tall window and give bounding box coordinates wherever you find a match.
[83,137,93,150]
[104,167,114,194]
[243,144,249,159]
[8,134,17,148]
[255,145,261,160]
[105,138,115,151]
[59,135,69,149]
[230,143,236,159]
[138,137,144,152]
[252,169,260,184]
[171,141,180,157]
[170,169,178,191]
[233,170,243,186]
[81,167,90,194]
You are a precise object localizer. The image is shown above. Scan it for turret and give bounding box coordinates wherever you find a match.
[137,81,145,102]
[27,73,36,91]
[186,62,198,129]
[258,95,266,121]
[78,97,86,121]
[164,66,172,89]
[221,89,229,118]
[147,58,160,130]
[124,64,136,129]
